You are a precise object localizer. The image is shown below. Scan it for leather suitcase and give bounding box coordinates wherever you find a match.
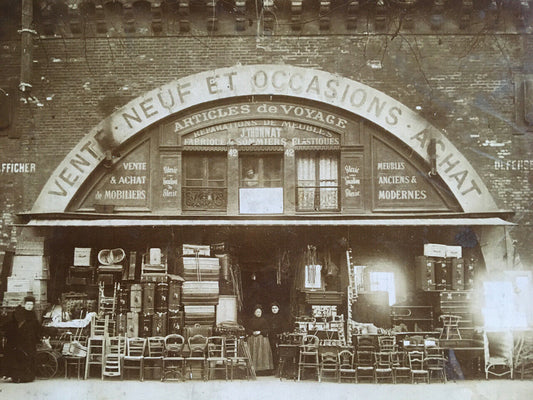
[155,282,169,312]
[464,259,475,290]
[183,323,213,341]
[415,256,436,291]
[143,282,155,315]
[168,280,182,309]
[450,258,465,290]
[130,284,142,312]
[152,312,167,336]
[126,311,139,338]
[178,257,220,281]
[168,310,184,334]
[140,314,153,338]
[117,286,130,313]
[434,258,451,290]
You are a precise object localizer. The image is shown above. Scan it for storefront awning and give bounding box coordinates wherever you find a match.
[24,217,514,227]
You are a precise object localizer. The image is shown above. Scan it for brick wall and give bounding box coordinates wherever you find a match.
[0,31,532,263]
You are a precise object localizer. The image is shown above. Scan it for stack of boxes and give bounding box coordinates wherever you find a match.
[3,236,49,311]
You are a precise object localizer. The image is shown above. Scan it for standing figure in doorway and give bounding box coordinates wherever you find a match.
[246,305,274,374]
[268,302,286,373]
[5,296,41,382]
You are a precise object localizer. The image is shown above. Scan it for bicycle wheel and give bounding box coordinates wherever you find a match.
[35,350,59,379]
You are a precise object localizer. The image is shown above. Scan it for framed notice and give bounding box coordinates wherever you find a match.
[239,188,284,214]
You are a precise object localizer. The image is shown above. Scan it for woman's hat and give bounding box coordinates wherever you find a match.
[24,295,36,303]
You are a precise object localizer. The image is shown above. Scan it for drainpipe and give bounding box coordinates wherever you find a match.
[19,0,35,96]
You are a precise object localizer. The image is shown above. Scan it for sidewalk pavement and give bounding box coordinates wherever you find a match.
[1,377,532,400]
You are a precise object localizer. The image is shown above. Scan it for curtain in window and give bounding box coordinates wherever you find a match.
[297,153,338,210]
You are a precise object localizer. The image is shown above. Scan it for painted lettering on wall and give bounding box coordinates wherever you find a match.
[161,157,179,204]
[342,155,363,210]
[494,160,533,171]
[1,163,36,173]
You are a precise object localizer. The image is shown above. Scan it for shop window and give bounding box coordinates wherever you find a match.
[182,153,227,211]
[239,154,283,214]
[368,271,396,306]
[296,152,339,211]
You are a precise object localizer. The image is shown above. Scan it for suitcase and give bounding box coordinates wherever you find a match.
[143,282,155,314]
[177,257,220,281]
[155,282,169,312]
[415,256,436,291]
[168,310,184,334]
[168,280,182,309]
[450,258,465,290]
[434,258,451,290]
[181,281,219,305]
[140,314,153,338]
[464,259,475,290]
[184,305,216,326]
[130,284,142,312]
[183,323,213,341]
[117,286,130,313]
[126,311,139,338]
[152,312,168,336]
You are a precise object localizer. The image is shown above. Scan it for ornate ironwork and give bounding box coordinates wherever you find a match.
[297,186,339,211]
[183,187,227,211]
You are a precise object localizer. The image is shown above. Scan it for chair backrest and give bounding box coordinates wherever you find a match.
[484,331,513,364]
[391,351,408,367]
[378,336,396,352]
[105,336,126,356]
[338,350,354,369]
[374,351,393,368]
[147,336,165,357]
[301,335,319,352]
[356,350,373,367]
[424,338,443,357]
[440,314,461,326]
[207,336,225,358]
[164,334,185,356]
[188,334,208,357]
[408,350,425,371]
[224,336,238,358]
[320,351,338,366]
[126,337,147,357]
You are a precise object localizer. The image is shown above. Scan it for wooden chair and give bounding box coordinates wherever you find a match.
[319,351,338,382]
[85,336,105,379]
[162,334,185,381]
[143,336,165,380]
[185,334,208,380]
[439,315,462,340]
[224,336,253,380]
[338,350,356,383]
[484,331,513,380]
[374,351,394,383]
[123,337,146,381]
[297,335,320,381]
[102,336,125,379]
[356,350,374,383]
[206,336,227,380]
[408,350,429,383]
[391,351,411,383]
[378,336,397,353]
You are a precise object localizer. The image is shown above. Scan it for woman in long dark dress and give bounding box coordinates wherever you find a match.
[246,305,274,374]
[268,302,285,372]
[6,296,41,383]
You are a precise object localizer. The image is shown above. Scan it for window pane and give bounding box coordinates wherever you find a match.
[208,156,226,187]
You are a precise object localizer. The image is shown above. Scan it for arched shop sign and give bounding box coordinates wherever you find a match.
[31,64,498,214]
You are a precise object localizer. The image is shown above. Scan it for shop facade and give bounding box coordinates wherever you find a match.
[1,0,533,381]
